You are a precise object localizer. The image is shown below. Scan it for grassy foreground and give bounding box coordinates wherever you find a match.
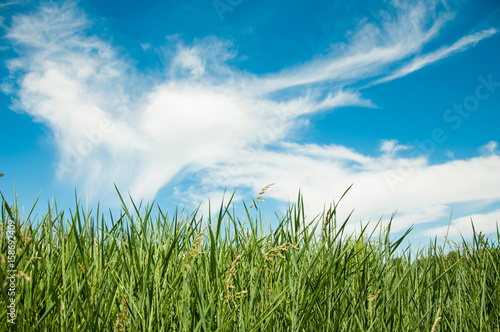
[0,189,499,331]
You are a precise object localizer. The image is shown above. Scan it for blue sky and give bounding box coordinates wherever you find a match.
[1,0,499,244]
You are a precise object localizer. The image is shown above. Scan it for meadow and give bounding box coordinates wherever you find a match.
[0,187,499,331]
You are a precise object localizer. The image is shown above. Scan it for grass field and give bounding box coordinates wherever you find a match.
[0,188,499,331]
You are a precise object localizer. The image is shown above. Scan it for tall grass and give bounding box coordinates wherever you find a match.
[0,188,499,331]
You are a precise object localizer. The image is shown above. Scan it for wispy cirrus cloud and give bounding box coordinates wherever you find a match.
[2,0,499,240]
[374,28,498,84]
[0,1,24,9]
[256,0,453,93]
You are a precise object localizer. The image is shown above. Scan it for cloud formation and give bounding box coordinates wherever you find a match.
[3,0,499,238]
[375,28,498,84]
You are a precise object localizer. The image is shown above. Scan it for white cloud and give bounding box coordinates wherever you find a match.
[171,48,206,78]
[3,1,499,238]
[479,141,498,156]
[374,28,498,84]
[256,0,453,93]
[192,143,500,235]
[3,2,375,200]
[0,1,24,9]
[379,139,412,156]
[424,209,500,239]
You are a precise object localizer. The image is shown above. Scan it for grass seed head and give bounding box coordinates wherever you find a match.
[115,294,129,332]
[250,183,276,208]
[264,243,299,261]
[367,289,382,302]
[16,271,31,281]
[77,263,85,275]
[225,254,241,300]
[430,317,442,332]
[324,206,333,229]
[185,225,208,269]
[105,260,117,268]
[235,290,247,299]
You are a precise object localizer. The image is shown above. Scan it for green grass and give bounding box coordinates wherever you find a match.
[0,188,499,331]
